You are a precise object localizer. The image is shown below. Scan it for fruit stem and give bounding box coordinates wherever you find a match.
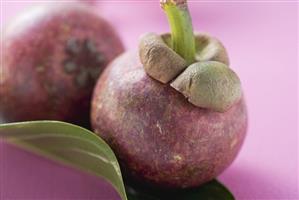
[160,0,196,65]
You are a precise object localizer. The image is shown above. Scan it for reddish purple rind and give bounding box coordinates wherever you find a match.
[91,51,248,188]
[0,4,124,126]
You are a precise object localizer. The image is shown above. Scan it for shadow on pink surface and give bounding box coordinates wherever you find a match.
[0,141,120,200]
[220,164,299,200]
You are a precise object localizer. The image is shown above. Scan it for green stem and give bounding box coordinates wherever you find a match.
[161,0,196,65]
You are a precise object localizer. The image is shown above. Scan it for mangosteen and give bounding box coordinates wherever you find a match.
[91,0,247,188]
[0,2,124,127]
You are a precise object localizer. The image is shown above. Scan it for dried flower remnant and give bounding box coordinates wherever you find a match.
[63,38,106,88]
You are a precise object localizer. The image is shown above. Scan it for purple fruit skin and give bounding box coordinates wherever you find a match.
[91,51,248,188]
[0,3,124,126]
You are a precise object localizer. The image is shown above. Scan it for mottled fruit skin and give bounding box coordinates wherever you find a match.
[91,52,247,188]
[0,3,124,126]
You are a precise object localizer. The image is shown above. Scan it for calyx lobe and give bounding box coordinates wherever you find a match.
[139,32,242,112]
[139,33,187,83]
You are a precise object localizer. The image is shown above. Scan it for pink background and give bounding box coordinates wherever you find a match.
[0,1,298,199]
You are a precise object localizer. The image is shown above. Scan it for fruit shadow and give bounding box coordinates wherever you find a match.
[0,141,121,200]
[219,163,298,200]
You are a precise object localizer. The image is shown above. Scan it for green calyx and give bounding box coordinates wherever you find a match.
[139,0,242,112]
[161,0,196,65]
[171,61,242,112]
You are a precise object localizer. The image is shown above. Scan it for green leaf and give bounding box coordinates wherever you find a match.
[0,121,127,200]
[125,179,235,200]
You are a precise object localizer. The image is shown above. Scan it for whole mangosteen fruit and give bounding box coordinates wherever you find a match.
[91,0,247,188]
[0,2,124,126]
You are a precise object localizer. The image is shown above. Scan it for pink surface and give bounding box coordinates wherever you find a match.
[1,1,298,200]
